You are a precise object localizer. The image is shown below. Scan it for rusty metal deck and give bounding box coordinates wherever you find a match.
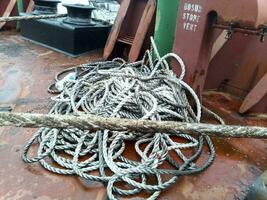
[0,31,266,200]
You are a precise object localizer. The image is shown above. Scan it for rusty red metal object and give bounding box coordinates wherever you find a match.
[0,0,32,29]
[239,73,267,113]
[206,32,267,114]
[172,0,267,113]
[103,0,156,62]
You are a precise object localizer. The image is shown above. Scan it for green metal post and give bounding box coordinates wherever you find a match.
[154,0,180,56]
[16,0,24,30]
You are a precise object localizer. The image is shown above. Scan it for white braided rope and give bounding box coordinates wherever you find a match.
[22,37,222,199]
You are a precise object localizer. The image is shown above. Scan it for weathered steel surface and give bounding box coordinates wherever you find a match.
[0,32,267,199]
[239,73,267,113]
[0,31,104,200]
[0,0,17,29]
[206,32,267,113]
[103,0,131,59]
[0,0,31,29]
[103,0,156,62]
[172,0,267,113]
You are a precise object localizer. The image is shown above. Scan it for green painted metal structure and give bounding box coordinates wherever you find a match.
[16,0,23,29]
[154,0,180,56]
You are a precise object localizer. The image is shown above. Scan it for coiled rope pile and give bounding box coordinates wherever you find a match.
[22,38,221,200]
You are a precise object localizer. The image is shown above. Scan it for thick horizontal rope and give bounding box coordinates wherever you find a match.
[0,14,67,23]
[0,112,266,138]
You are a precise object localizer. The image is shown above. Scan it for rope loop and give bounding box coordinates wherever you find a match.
[22,37,224,199]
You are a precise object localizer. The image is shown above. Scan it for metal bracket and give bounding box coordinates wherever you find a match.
[225,22,238,39]
[259,25,267,42]
[214,23,267,43]
[0,106,13,112]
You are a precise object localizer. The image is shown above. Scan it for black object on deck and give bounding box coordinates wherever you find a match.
[32,0,61,15]
[20,4,111,57]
